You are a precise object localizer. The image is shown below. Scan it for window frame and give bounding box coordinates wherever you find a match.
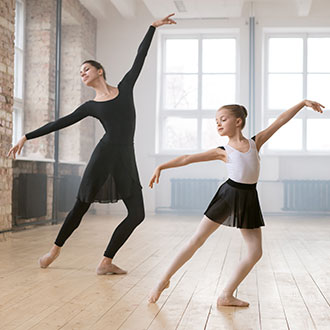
[262,29,330,155]
[156,28,240,154]
[13,0,25,145]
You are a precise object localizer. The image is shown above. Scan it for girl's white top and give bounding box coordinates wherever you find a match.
[224,138,260,184]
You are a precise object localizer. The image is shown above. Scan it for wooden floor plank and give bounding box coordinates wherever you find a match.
[0,214,329,330]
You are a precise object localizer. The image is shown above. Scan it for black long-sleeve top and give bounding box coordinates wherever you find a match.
[25,26,156,145]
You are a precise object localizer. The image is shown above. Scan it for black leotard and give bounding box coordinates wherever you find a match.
[26,26,156,203]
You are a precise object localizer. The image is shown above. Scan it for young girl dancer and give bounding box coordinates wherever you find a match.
[7,14,176,275]
[148,99,324,306]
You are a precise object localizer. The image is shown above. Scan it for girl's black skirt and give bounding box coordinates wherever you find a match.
[204,179,265,229]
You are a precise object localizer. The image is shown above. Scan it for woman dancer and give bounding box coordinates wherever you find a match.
[8,14,176,275]
[148,99,324,306]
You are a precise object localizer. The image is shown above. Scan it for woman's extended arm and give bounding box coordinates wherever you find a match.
[121,14,176,87]
[7,102,90,159]
[149,147,226,188]
[254,99,324,151]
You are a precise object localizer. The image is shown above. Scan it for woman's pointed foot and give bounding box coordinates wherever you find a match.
[148,280,170,303]
[39,249,60,268]
[96,262,127,275]
[217,294,249,307]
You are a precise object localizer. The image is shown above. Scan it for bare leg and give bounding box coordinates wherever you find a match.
[39,244,61,268]
[149,216,220,303]
[217,228,262,307]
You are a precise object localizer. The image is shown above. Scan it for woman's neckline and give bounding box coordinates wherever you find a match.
[91,86,120,103]
[227,139,251,154]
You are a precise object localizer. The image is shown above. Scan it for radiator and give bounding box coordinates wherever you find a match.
[171,179,220,211]
[283,180,330,212]
[18,173,47,218]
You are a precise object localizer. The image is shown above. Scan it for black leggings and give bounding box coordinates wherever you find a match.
[54,187,145,259]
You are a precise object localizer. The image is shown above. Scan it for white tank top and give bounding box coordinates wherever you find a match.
[224,138,260,184]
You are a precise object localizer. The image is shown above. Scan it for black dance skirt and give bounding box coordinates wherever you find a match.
[204,179,264,229]
[77,139,142,204]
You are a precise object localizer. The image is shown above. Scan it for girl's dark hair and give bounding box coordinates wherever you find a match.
[81,60,106,80]
[219,104,248,129]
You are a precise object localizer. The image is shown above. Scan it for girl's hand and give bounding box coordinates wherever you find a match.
[152,13,176,28]
[7,136,27,159]
[149,167,161,188]
[304,100,325,113]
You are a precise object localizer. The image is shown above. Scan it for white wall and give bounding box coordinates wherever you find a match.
[94,0,330,215]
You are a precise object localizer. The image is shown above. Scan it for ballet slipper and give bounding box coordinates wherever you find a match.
[217,294,249,307]
[38,250,60,268]
[96,262,127,275]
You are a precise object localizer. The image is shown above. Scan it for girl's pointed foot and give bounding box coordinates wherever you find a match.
[217,294,249,307]
[148,280,170,303]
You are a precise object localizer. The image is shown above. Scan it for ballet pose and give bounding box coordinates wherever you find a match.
[8,14,176,275]
[148,99,324,306]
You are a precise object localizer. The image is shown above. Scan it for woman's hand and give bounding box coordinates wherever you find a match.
[152,13,176,28]
[304,100,325,113]
[7,135,27,159]
[149,167,162,188]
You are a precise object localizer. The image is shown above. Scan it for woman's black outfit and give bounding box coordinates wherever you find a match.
[26,26,155,258]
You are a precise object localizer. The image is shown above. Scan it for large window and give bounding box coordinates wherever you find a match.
[264,34,330,153]
[157,32,238,153]
[13,0,25,144]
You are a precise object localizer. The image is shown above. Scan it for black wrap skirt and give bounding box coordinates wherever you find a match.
[77,139,142,204]
[204,179,265,229]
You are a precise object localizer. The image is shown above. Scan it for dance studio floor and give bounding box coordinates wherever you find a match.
[0,213,329,330]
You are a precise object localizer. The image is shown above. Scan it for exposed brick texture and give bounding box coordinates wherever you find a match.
[0,0,15,231]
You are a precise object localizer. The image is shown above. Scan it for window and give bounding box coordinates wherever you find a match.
[157,32,238,153]
[13,0,25,144]
[264,34,330,153]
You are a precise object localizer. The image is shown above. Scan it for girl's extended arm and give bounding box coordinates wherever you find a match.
[255,99,324,151]
[149,147,226,188]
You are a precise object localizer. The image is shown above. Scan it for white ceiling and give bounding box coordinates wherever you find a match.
[79,0,328,20]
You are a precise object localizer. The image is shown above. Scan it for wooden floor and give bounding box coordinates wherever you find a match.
[0,213,329,330]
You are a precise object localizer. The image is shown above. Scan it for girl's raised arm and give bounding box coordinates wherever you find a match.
[254,99,324,151]
[149,147,226,188]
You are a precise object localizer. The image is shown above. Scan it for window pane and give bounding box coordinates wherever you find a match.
[163,117,197,150]
[14,50,23,99]
[268,74,303,109]
[307,74,330,106]
[202,39,236,73]
[267,118,302,150]
[202,118,228,150]
[202,74,236,109]
[307,119,330,151]
[308,38,330,72]
[165,39,198,73]
[164,74,198,110]
[268,38,303,73]
[15,1,24,49]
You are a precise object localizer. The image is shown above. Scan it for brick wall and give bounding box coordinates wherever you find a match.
[11,0,98,227]
[59,0,96,162]
[0,0,15,232]
[23,0,57,159]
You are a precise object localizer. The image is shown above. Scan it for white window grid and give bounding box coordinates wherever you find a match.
[13,0,25,144]
[156,30,239,154]
[263,32,330,155]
